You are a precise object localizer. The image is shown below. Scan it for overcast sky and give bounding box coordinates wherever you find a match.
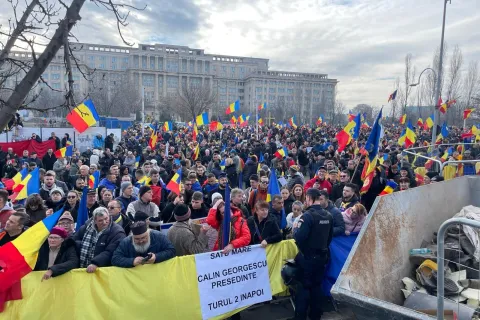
[2,0,480,110]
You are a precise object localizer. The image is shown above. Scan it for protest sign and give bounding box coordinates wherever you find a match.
[195,245,272,319]
[278,176,288,187]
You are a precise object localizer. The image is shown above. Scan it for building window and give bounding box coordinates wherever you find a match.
[133,56,139,68]
[189,60,195,73]
[42,74,49,79]
[256,94,262,100]
[158,76,163,89]
[269,80,277,86]
[182,60,187,72]
[142,74,154,87]
[166,60,179,72]
[197,61,203,74]
[256,87,262,93]
[287,89,294,94]
[51,74,60,80]
[205,61,210,73]
[150,57,155,70]
[269,88,276,93]
[52,82,61,89]
[278,88,285,93]
[167,76,178,88]
[142,56,147,69]
[269,95,275,101]
[228,87,236,94]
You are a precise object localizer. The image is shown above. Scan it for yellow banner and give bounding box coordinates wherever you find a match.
[1,241,298,320]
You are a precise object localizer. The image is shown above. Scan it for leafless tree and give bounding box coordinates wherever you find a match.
[331,100,346,125]
[88,73,141,117]
[390,77,401,122]
[352,104,374,123]
[442,45,463,124]
[401,53,416,114]
[0,0,145,131]
[460,61,480,123]
[176,83,217,121]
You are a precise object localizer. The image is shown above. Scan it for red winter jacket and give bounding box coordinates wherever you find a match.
[304,177,332,194]
[206,206,251,251]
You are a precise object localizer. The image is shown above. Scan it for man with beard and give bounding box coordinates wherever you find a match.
[112,221,176,268]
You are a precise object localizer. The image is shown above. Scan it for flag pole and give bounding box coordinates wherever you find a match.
[255,102,259,140]
[141,87,145,136]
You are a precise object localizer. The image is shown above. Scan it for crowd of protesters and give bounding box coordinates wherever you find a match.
[0,118,476,318]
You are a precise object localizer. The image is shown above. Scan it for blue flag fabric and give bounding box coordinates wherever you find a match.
[267,169,287,229]
[76,187,89,232]
[441,122,449,138]
[221,184,231,249]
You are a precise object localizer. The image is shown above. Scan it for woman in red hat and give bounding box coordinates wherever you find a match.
[34,226,79,281]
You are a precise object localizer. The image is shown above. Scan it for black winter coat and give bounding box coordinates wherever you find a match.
[247,215,282,245]
[42,154,57,171]
[242,159,257,183]
[225,164,238,187]
[283,195,295,216]
[74,222,126,267]
[34,237,79,277]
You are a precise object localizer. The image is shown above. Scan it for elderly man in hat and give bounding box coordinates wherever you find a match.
[125,186,161,228]
[112,221,175,268]
[287,165,305,190]
[56,212,76,236]
[167,204,209,256]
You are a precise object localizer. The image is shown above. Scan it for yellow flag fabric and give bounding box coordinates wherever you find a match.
[1,241,298,320]
[442,166,457,180]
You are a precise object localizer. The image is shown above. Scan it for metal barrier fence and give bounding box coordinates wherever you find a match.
[402,143,480,178]
[437,217,480,320]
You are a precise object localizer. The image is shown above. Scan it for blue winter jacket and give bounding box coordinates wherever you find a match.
[111,230,176,268]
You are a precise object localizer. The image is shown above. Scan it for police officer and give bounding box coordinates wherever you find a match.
[293,188,333,320]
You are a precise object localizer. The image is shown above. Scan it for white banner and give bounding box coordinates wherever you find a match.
[194,245,272,319]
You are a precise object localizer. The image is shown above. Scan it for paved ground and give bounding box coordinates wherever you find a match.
[240,297,357,320]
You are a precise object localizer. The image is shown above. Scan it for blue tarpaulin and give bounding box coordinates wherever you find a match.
[322,233,359,296]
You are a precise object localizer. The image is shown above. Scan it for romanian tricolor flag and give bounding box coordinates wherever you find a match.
[196,112,209,126]
[335,114,361,152]
[238,114,248,127]
[378,153,389,165]
[417,118,423,127]
[10,168,40,201]
[274,147,288,159]
[404,121,417,148]
[266,169,286,228]
[258,102,267,111]
[288,116,297,129]
[0,208,64,312]
[66,99,99,133]
[316,116,324,126]
[163,121,173,132]
[148,129,158,149]
[220,159,226,171]
[348,113,356,122]
[388,89,397,102]
[209,121,224,132]
[435,122,449,144]
[360,109,383,194]
[137,175,151,186]
[464,108,475,120]
[258,118,264,126]
[439,99,456,114]
[230,116,237,125]
[425,114,434,129]
[441,147,454,162]
[379,180,397,196]
[415,173,424,185]
[54,145,73,158]
[166,168,182,195]
[2,168,28,190]
[193,144,200,161]
[399,114,406,125]
[193,123,199,141]
[398,128,406,147]
[135,156,141,168]
[88,171,100,189]
[226,100,240,114]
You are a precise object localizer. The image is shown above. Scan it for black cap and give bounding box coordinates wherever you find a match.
[131,221,148,235]
[139,186,151,198]
[306,188,321,198]
[173,204,191,222]
[134,211,149,222]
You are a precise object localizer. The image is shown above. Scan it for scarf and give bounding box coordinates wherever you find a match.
[79,220,111,267]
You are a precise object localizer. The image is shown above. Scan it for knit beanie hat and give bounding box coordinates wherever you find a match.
[139,186,151,198]
[121,182,132,194]
[50,187,64,197]
[50,227,68,239]
[211,192,222,203]
[173,204,191,222]
[59,211,74,222]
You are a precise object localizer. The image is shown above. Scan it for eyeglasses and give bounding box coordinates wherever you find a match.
[261,181,269,184]
[185,183,192,186]
[108,206,120,210]
[57,222,72,227]
[67,196,77,199]
[340,175,348,178]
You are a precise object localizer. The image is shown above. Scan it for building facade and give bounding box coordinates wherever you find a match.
[6,42,337,123]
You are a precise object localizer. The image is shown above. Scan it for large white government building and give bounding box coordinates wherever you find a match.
[8,42,337,123]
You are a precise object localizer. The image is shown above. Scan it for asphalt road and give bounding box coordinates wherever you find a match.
[238,297,357,320]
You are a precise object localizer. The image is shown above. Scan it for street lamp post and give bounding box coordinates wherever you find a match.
[409,0,450,148]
